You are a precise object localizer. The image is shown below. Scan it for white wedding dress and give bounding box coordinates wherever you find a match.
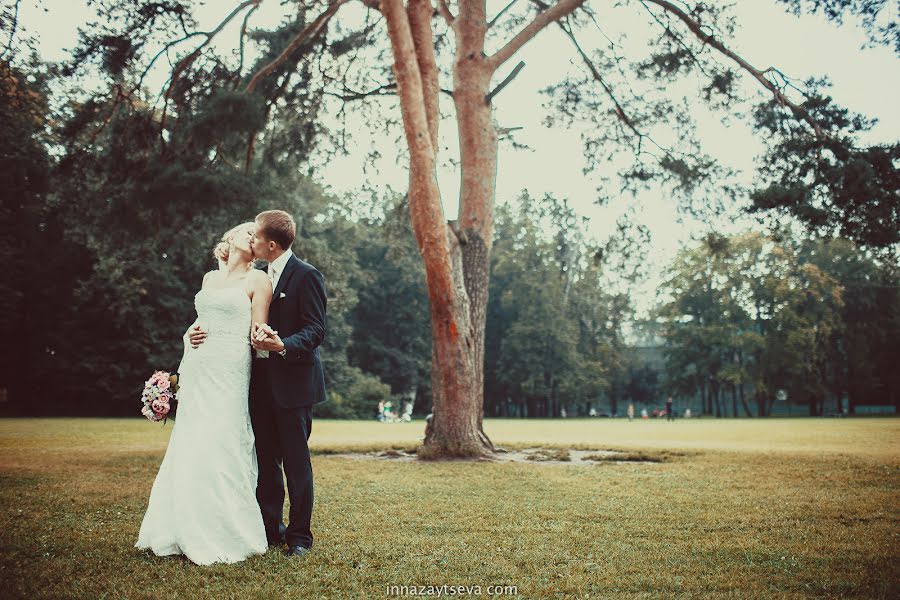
[136,286,267,565]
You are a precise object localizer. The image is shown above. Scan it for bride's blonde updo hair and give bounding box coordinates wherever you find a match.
[213,222,255,269]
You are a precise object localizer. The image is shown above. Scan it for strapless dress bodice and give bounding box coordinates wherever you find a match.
[194,287,251,341]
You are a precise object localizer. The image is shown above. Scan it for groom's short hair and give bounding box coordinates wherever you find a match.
[256,210,296,249]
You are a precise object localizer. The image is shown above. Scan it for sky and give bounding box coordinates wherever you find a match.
[16,0,900,314]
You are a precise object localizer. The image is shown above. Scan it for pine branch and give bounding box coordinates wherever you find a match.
[488,0,587,70]
[245,0,349,93]
[642,0,830,139]
[158,0,262,148]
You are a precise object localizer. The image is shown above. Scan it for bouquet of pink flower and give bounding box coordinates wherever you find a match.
[140,370,179,423]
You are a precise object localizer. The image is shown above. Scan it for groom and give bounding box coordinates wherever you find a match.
[192,209,328,558]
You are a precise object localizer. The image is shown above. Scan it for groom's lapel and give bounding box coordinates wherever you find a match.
[272,253,299,302]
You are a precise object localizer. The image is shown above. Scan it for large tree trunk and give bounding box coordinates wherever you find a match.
[452,16,497,444]
[739,382,753,417]
[731,384,737,418]
[713,381,721,417]
[382,0,585,455]
[383,0,493,457]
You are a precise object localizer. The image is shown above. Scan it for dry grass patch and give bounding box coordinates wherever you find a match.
[523,448,572,462]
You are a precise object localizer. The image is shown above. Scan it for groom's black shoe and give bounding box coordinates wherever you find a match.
[286,545,310,558]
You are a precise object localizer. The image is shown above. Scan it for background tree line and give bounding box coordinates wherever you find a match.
[3,54,899,418]
[656,231,899,417]
[2,54,640,417]
[2,0,898,420]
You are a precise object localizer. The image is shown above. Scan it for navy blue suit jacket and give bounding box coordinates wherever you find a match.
[253,254,328,408]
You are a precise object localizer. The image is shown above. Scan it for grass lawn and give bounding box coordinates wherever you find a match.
[0,417,897,598]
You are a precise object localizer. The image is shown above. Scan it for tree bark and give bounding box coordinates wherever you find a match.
[382,0,492,457]
[731,384,737,418]
[454,10,496,441]
[739,382,753,417]
[382,0,584,455]
[713,381,721,417]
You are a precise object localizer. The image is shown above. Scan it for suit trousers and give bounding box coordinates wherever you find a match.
[249,378,314,549]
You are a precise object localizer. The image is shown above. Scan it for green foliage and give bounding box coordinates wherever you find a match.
[775,0,899,53]
[178,90,268,149]
[485,193,630,417]
[751,90,900,248]
[345,196,432,410]
[6,0,898,421]
[0,59,99,413]
[657,230,897,416]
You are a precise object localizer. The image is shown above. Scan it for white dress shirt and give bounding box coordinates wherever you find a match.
[267,248,292,292]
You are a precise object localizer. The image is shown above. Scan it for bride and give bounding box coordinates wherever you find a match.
[136,222,272,565]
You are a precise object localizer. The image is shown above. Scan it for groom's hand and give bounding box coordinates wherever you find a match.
[188,325,207,348]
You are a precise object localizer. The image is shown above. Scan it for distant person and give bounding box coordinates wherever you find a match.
[684,408,692,419]
[589,407,598,417]
[666,396,674,421]
[627,403,635,421]
[401,400,413,422]
[377,400,385,422]
[560,407,567,418]
[641,407,648,420]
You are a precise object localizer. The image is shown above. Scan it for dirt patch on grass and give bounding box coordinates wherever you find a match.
[582,450,687,463]
[324,447,678,465]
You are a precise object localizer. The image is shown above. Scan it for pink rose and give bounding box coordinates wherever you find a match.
[156,378,170,391]
[151,399,170,415]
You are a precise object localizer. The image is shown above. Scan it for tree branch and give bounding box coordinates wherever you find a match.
[437,0,456,26]
[244,69,295,171]
[560,18,701,172]
[0,0,21,60]
[133,32,205,95]
[245,0,349,93]
[159,0,262,146]
[559,23,641,138]
[325,82,398,100]
[638,0,710,77]
[642,0,829,138]
[408,0,441,148]
[486,60,525,103]
[488,0,520,28]
[382,0,435,157]
[234,0,262,88]
[487,0,586,70]
[88,84,126,144]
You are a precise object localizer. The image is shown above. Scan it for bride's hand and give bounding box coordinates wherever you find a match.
[251,323,284,352]
[252,322,278,342]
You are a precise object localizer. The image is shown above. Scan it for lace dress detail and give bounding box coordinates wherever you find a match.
[136,286,266,565]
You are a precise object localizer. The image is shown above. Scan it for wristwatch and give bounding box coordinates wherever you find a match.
[278,348,287,358]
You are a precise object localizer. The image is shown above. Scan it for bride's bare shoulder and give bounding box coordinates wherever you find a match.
[201,270,221,289]
[247,269,271,288]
